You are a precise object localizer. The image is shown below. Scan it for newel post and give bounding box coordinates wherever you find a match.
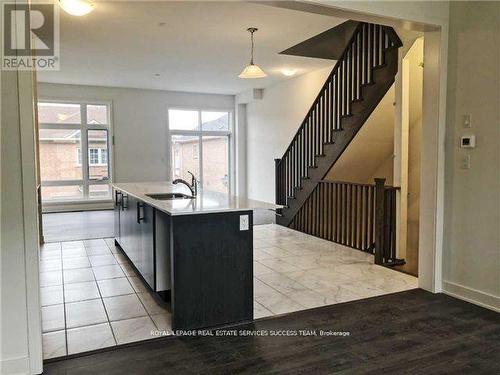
[274,158,281,205]
[374,178,386,265]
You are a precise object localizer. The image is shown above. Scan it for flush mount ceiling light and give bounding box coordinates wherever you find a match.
[239,27,267,79]
[281,68,297,77]
[59,0,94,16]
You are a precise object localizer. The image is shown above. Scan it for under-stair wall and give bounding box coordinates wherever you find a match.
[274,22,403,265]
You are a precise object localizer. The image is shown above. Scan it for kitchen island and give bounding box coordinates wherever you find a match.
[113,182,277,330]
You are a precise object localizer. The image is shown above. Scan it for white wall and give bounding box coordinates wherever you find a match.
[38,83,234,183]
[244,66,334,202]
[442,2,500,310]
[1,70,42,374]
[325,85,395,185]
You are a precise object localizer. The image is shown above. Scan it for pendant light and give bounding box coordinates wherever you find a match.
[239,27,267,79]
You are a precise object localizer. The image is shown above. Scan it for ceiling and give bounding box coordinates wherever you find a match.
[38,1,346,95]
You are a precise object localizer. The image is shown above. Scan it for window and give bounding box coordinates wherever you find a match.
[89,148,99,165]
[38,101,112,203]
[101,149,108,164]
[168,109,231,194]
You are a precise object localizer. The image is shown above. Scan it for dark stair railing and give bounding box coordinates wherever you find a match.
[275,22,402,209]
[289,178,403,265]
[274,22,403,264]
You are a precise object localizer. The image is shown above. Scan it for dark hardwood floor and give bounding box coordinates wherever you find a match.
[43,289,499,374]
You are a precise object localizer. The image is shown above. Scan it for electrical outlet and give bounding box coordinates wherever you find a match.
[461,154,471,169]
[239,215,249,231]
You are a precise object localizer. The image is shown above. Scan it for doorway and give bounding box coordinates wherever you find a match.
[397,37,424,276]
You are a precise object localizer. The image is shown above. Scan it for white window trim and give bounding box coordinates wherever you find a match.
[167,107,234,195]
[38,99,114,207]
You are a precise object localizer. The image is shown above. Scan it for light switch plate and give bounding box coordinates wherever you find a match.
[461,154,471,169]
[239,215,249,231]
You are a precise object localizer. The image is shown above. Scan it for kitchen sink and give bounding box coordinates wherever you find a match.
[145,193,194,200]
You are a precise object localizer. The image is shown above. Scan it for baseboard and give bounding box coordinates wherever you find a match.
[1,355,31,375]
[442,280,500,312]
[42,202,114,213]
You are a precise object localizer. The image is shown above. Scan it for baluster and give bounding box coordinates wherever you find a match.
[297,136,300,186]
[291,148,294,196]
[338,183,342,244]
[324,90,327,145]
[319,95,323,154]
[354,36,358,100]
[306,118,311,176]
[374,25,379,67]
[364,23,369,84]
[290,152,292,198]
[299,129,303,181]
[363,186,370,250]
[308,116,312,168]
[336,73,340,129]
[305,118,309,173]
[293,140,299,191]
[350,43,355,104]
[316,103,320,157]
[329,183,334,241]
[380,27,385,65]
[293,139,299,191]
[327,183,332,241]
[349,184,353,247]
[318,184,323,238]
[356,31,361,99]
[286,154,289,200]
[354,185,360,249]
[284,154,287,200]
[391,190,396,259]
[368,24,374,78]
[342,58,347,116]
[329,78,334,139]
[310,110,315,162]
[316,186,321,237]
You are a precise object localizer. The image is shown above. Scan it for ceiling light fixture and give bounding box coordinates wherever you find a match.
[239,27,266,79]
[281,68,297,77]
[59,0,94,16]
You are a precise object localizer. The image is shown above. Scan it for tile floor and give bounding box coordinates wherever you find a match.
[40,224,417,359]
[40,238,170,360]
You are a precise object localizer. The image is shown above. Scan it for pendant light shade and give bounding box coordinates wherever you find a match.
[239,27,267,79]
[239,64,267,79]
[59,0,94,16]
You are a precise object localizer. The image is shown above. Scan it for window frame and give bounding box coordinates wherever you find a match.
[167,107,234,195]
[38,98,114,204]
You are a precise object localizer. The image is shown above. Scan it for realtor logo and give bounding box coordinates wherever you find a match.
[2,1,59,70]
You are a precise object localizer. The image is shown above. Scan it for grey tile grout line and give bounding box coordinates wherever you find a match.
[97,239,167,339]
[57,242,70,357]
[104,239,169,332]
[113,253,164,332]
[86,246,119,348]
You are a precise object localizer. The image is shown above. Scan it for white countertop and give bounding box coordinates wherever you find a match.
[113,182,280,216]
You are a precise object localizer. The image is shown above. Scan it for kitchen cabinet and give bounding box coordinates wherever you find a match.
[114,191,157,290]
[114,190,121,243]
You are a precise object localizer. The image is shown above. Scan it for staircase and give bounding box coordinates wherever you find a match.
[275,22,402,228]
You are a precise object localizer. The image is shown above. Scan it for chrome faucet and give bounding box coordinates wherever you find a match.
[173,171,198,197]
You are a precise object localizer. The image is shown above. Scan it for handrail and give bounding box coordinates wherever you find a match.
[319,179,400,190]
